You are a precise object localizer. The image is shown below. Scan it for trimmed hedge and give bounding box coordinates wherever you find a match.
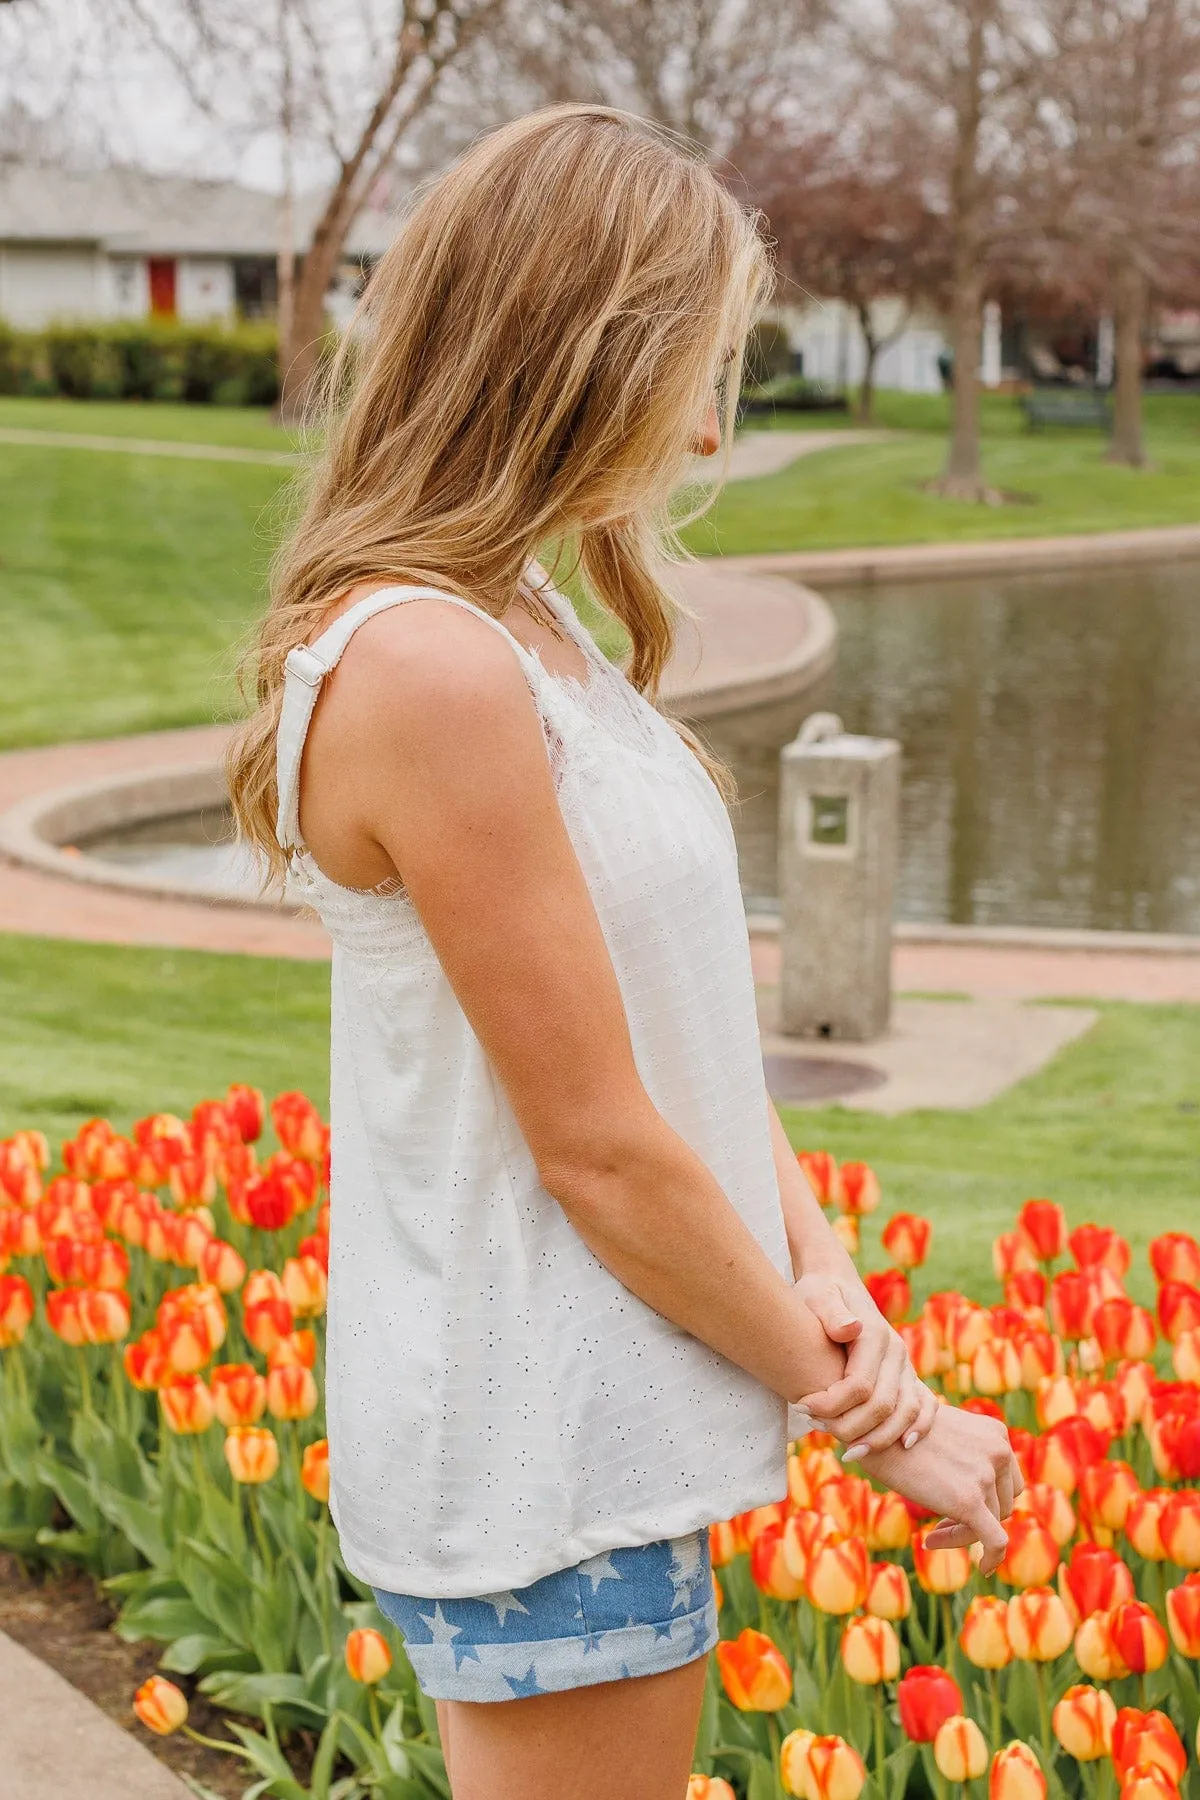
[0,318,280,406]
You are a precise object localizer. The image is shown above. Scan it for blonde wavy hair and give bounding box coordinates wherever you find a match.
[228,102,773,884]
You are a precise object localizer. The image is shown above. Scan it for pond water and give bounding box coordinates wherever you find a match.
[82,557,1200,935]
[704,557,1200,933]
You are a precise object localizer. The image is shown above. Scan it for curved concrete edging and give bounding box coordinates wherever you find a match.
[0,569,836,914]
[711,522,1200,588]
[748,910,1200,959]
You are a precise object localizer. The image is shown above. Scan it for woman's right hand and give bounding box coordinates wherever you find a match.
[856,1402,1023,1575]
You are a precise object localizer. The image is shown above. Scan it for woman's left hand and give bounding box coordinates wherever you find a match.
[792,1271,938,1458]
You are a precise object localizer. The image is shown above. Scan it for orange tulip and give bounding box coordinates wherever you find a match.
[199,1237,247,1294]
[715,1627,792,1710]
[1150,1234,1200,1287]
[345,1626,392,1684]
[959,1595,1012,1669]
[999,1515,1060,1589]
[838,1162,880,1217]
[1058,1542,1135,1622]
[133,1675,188,1735]
[0,1273,34,1346]
[814,1475,872,1540]
[995,1233,1039,1280]
[1078,1460,1141,1537]
[1109,1602,1169,1675]
[271,1090,327,1162]
[781,1729,816,1800]
[210,1363,267,1428]
[867,1489,913,1552]
[1015,1329,1061,1390]
[935,1717,989,1783]
[159,1375,214,1435]
[881,1212,932,1269]
[280,1253,327,1318]
[946,1303,994,1365]
[1159,1281,1200,1345]
[266,1362,319,1422]
[243,1295,293,1355]
[990,1742,1047,1800]
[1016,1482,1076,1548]
[1074,1611,1130,1682]
[301,1439,330,1504]
[831,1215,859,1255]
[687,1780,737,1800]
[1006,1271,1049,1312]
[840,1615,899,1684]
[901,1316,943,1380]
[867,1560,912,1621]
[1019,1201,1067,1263]
[798,1151,842,1208]
[1119,1766,1182,1800]
[806,1736,867,1800]
[1052,1684,1116,1760]
[1166,1570,1200,1656]
[1007,1587,1073,1661]
[46,1285,131,1346]
[751,1522,807,1601]
[973,1338,1022,1397]
[1093,1298,1157,1365]
[806,1536,869,1615]
[1160,1492,1200,1570]
[268,1328,318,1372]
[1173,1329,1200,1384]
[912,1526,973,1595]
[123,1329,169,1390]
[788,1444,843,1508]
[1126,1490,1172,1562]
[223,1425,280,1484]
[733,1500,791,1551]
[709,1520,739,1566]
[1112,1710,1187,1787]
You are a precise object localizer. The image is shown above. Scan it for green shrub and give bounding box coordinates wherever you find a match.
[0,318,280,407]
[42,324,124,399]
[744,317,794,389]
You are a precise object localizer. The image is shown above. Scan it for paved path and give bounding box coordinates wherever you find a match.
[0,424,296,465]
[1,421,883,481]
[0,1630,191,1800]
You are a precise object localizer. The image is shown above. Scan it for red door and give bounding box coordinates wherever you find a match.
[147,257,177,319]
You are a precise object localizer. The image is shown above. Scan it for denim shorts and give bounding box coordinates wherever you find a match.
[371,1527,717,1701]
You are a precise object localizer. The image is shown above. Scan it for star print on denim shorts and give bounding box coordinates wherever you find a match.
[371,1527,718,1701]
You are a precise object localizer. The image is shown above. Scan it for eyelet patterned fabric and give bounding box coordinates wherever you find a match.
[274,565,794,1599]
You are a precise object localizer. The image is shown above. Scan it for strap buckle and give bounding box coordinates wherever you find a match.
[285,644,329,688]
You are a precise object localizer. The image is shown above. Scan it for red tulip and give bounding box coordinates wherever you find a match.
[1019,1201,1067,1263]
[897,1665,963,1742]
[224,1082,265,1142]
[1166,1570,1200,1656]
[1058,1543,1135,1622]
[798,1150,842,1208]
[1158,1281,1200,1345]
[838,1162,880,1217]
[271,1091,327,1162]
[1112,1710,1187,1787]
[1109,1603,1169,1675]
[1069,1224,1131,1278]
[863,1268,910,1323]
[1093,1297,1157,1364]
[1051,1270,1095,1341]
[0,1273,34,1346]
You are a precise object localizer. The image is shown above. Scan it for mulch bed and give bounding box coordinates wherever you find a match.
[0,1552,247,1799]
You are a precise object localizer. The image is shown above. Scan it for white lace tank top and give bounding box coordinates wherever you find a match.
[274,565,795,1597]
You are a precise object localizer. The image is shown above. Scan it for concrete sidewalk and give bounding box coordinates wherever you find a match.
[0,1630,191,1800]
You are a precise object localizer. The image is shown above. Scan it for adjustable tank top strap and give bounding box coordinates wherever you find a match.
[274,584,544,853]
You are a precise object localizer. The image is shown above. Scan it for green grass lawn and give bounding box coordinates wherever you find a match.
[0,395,292,451]
[0,933,1194,1304]
[4,391,1200,753]
[687,392,1200,555]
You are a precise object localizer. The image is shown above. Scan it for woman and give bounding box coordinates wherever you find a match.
[229,105,1020,1800]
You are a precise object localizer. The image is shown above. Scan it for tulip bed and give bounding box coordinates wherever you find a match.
[2,1101,1200,1800]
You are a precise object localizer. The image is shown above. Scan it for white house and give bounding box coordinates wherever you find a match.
[778,295,948,396]
[0,160,400,328]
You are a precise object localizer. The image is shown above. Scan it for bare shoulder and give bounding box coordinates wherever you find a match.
[324,596,540,764]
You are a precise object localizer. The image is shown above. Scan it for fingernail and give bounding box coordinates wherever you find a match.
[903,1430,920,1450]
[840,1441,869,1463]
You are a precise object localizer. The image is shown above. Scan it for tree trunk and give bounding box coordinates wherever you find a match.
[855,305,878,424]
[1107,255,1147,469]
[279,231,340,424]
[937,262,987,496]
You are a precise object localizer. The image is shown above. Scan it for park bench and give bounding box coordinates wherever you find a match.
[1020,388,1112,430]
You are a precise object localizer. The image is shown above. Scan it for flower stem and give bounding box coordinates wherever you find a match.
[1034,1660,1051,1752]
[873,1683,888,1786]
